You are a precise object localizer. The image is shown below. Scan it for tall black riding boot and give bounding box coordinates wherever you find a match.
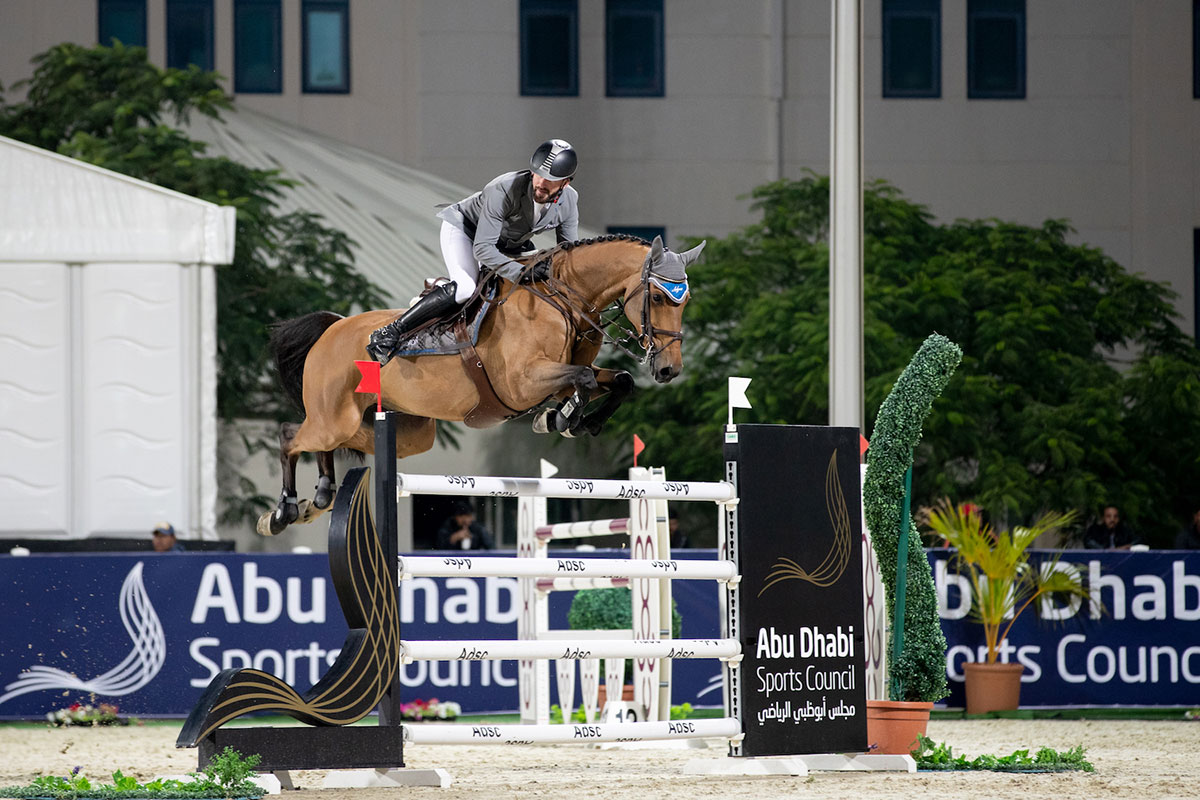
[367,281,459,365]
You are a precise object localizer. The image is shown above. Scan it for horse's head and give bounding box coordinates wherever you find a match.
[624,235,706,383]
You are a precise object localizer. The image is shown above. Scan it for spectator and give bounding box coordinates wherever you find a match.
[669,517,689,549]
[151,521,186,552]
[1082,505,1140,550]
[436,501,494,551]
[1175,507,1200,549]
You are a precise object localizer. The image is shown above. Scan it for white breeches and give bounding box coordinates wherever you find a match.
[440,221,479,303]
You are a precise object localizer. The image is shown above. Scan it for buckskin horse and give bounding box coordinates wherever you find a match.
[260,234,704,536]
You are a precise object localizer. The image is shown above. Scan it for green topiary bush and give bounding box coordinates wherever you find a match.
[864,333,961,703]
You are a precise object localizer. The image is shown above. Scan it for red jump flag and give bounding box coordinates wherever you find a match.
[632,433,645,468]
[354,360,382,413]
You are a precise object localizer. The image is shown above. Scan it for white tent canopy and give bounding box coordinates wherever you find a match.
[0,135,234,541]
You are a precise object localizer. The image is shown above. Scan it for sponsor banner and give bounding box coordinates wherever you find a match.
[934,549,1200,707]
[2,548,1197,719]
[0,551,722,720]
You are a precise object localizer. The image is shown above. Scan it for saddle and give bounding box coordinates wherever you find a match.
[390,276,521,429]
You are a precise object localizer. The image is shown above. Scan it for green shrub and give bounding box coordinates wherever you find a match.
[0,748,263,799]
[567,587,682,637]
[567,587,682,683]
[864,333,960,702]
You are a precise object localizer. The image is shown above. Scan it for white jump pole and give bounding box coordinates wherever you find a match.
[399,555,735,581]
[399,638,741,662]
[403,717,742,746]
[397,473,735,502]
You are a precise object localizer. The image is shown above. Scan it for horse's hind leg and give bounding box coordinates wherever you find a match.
[260,422,303,536]
[313,450,336,509]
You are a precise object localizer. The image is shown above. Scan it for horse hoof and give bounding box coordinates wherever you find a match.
[532,409,554,434]
[296,499,331,524]
[258,510,287,536]
[559,427,577,439]
[313,485,335,510]
[553,410,572,434]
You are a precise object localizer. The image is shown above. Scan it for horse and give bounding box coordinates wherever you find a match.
[260,234,705,536]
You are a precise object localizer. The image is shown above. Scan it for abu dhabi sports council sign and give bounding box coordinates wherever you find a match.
[724,424,867,757]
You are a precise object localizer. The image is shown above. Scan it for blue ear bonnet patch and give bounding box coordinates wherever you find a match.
[650,275,690,304]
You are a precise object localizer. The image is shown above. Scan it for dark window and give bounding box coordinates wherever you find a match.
[235,0,282,93]
[303,0,350,93]
[883,0,940,98]
[167,0,214,70]
[1194,1,1200,98]
[967,0,1025,99]
[520,0,579,96]
[608,225,666,244]
[606,0,664,97]
[98,0,147,47]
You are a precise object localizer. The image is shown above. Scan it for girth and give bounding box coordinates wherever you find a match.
[454,319,522,429]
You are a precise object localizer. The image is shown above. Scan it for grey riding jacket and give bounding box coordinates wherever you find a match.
[437,170,579,281]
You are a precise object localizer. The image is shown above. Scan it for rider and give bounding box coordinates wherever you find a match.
[367,138,580,364]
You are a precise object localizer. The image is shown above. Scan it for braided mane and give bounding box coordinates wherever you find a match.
[524,232,652,263]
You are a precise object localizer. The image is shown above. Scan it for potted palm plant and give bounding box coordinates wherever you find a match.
[925,500,1091,714]
[863,333,962,753]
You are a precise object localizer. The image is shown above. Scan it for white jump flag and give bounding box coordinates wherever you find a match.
[728,377,752,429]
[539,458,559,479]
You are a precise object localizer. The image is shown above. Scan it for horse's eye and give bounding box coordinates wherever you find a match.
[651,293,665,305]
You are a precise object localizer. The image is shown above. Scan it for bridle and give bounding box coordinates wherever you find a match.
[621,259,686,365]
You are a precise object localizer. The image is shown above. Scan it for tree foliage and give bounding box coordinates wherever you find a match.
[0,42,387,420]
[606,173,1200,547]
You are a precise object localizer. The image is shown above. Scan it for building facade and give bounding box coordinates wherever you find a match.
[3,1,1197,336]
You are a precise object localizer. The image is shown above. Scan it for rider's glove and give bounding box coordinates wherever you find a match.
[521,260,551,283]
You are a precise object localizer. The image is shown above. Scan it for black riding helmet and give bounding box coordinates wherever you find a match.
[530,138,577,181]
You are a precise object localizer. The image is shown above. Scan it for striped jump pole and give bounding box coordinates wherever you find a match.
[535,517,629,539]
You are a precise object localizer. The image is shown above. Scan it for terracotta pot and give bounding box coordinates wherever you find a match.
[596,684,635,707]
[963,661,1024,714]
[865,699,932,755]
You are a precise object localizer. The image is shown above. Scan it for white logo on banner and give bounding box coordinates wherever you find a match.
[0,562,166,705]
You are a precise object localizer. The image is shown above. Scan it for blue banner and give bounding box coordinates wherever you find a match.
[933,548,1200,707]
[1,549,1197,719]
[0,551,722,719]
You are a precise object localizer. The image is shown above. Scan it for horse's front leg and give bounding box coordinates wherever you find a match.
[577,368,635,437]
[528,363,598,436]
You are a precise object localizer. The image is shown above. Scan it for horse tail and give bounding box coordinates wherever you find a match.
[270,311,344,411]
